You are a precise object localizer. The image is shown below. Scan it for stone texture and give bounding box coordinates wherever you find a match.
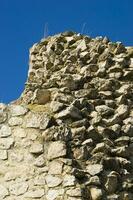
[90,187,103,200]
[0,125,11,137]
[0,138,14,149]
[0,185,9,199]
[48,160,63,175]
[9,105,28,116]
[86,164,103,176]
[9,182,29,196]
[45,175,62,187]
[30,143,44,154]
[0,149,8,160]
[47,141,66,160]
[24,189,45,198]
[0,32,133,199]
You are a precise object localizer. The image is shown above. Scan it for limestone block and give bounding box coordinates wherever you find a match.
[47,141,66,160]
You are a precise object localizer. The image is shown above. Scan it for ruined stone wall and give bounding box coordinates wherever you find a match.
[0,31,133,199]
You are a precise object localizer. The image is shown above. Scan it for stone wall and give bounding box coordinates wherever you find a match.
[0,31,133,199]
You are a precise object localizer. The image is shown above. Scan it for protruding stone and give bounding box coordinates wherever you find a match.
[105,171,118,193]
[9,105,28,116]
[48,160,63,175]
[0,125,11,138]
[66,188,82,197]
[30,143,44,154]
[33,89,51,104]
[45,175,62,188]
[55,105,82,120]
[63,175,76,187]
[90,187,103,200]
[86,164,103,176]
[47,141,66,160]
[0,150,8,160]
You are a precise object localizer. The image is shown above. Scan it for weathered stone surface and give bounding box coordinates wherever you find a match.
[8,117,23,126]
[90,187,103,200]
[45,175,62,187]
[46,189,64,200]
[9,105,28,116]
[116,104,129,119]
[0,185,9,199]
[95,105,114,117]
[24,112,42,128]
[1,32,133,199]
[30,143,44,154]
[63,175,76,187]
[50,101,65,113]
[0,125,11,137]
[33,89,51,104]
[12,127,27,138]
[0,138,14,149]
[9,182,29,196]
[47,141,66,160]
[55,105,82,120]
[48,160,63,175]
[86,164,103,176]
[34,155,46,167]
[66,188,82,197]
[0,110,7,124]
[0,149,8,160]
[105,171,118,193]
[24,111,52,130]
[25,189,45,198]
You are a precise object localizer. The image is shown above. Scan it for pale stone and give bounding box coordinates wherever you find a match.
[47,141,66,160]
[45,175,62,187]
[0,125,11,138]
[24,112,51,129]
[9,182,28,196]
[95,105,114,116]
[34,174,46,185]
[63,175,76,187]
[116,104,129,119]
[25,189,45,198]
[39,114,52,130]
[24,112,41,128]
[13,127,27,138]
[55,105,82,120]
[66,188,82,197]
[34,155,46,167]
[0,138,14,150]
[50,101,65,113]
[46,189,64,200]
[30,143,44,154]
[8,117,23,126]
[4,172,18,181]
[86,164,103,176]
[48,160,63,175]
[0,150,8,160]
[76,39,87,51]
[90,187,103,200]
[0,185,9,198]
[9,105,28,116]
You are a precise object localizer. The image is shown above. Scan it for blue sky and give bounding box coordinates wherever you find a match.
[0,0,133,103]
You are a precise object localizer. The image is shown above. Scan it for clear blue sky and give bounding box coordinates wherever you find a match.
[0,0,133,103]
